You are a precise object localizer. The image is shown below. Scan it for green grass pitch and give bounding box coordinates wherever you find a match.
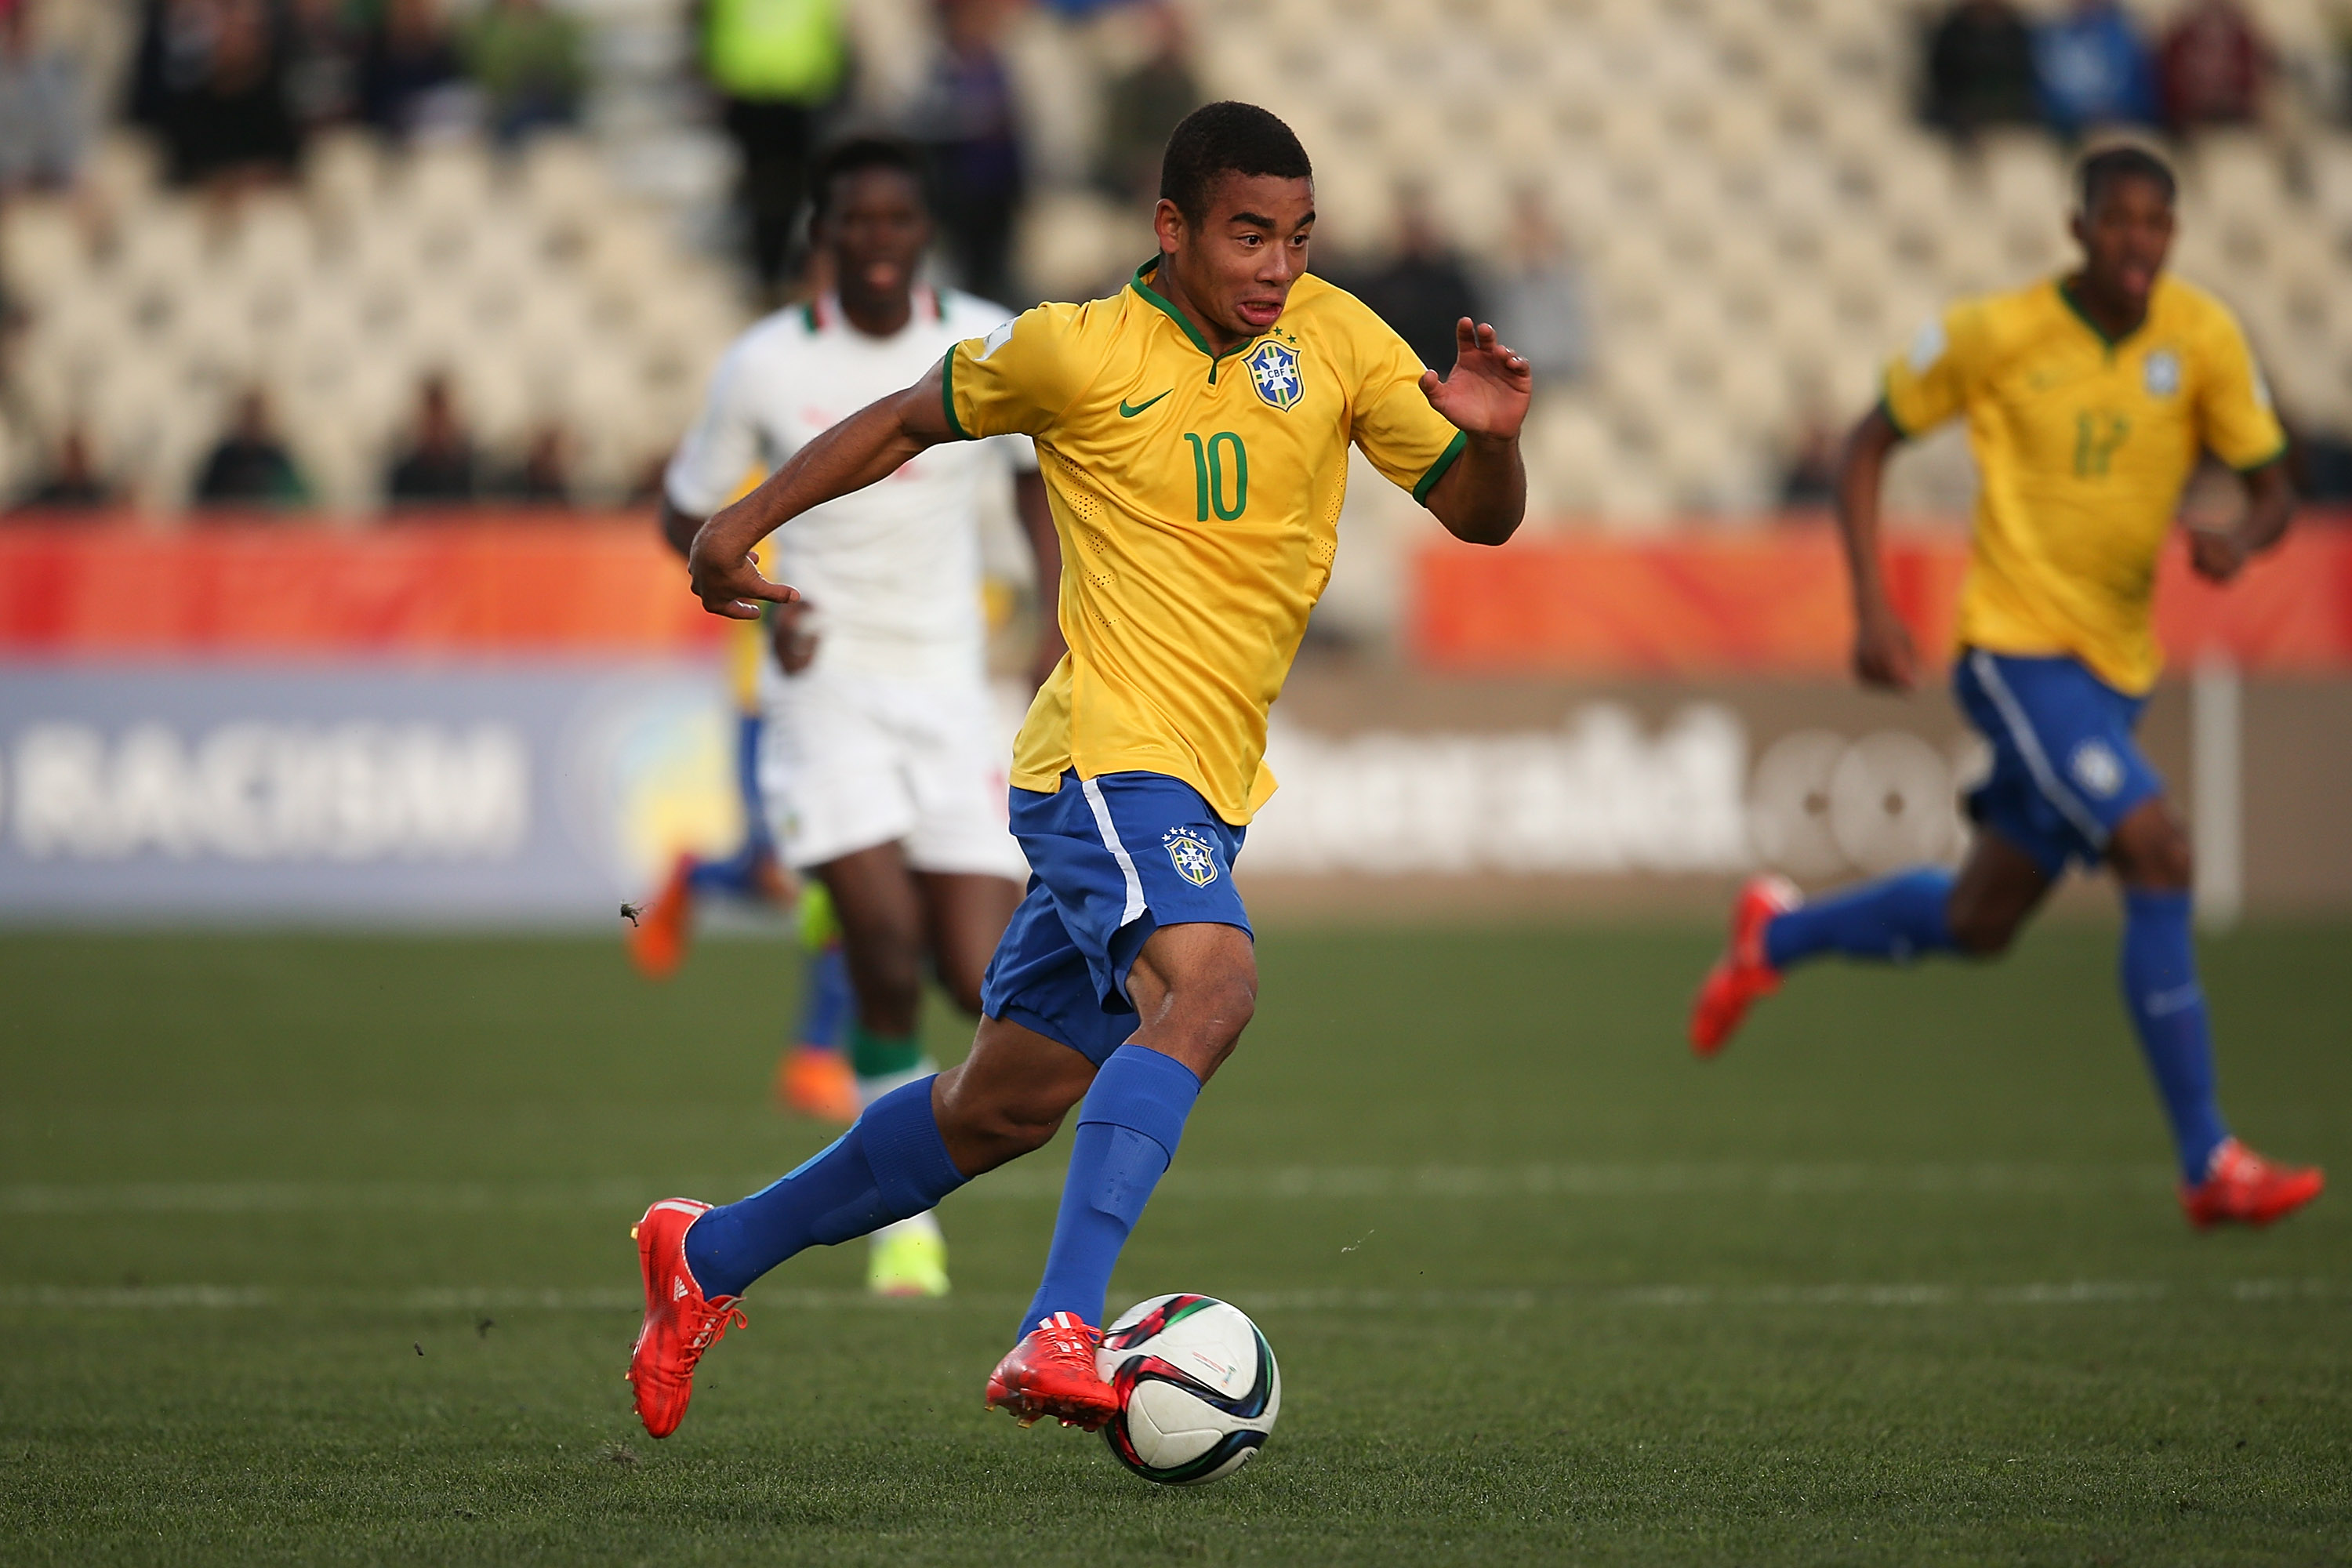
[2,919,2347,1566]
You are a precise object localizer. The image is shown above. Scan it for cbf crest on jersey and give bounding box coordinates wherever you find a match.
[2143,347,2182,398]
[1246,338,1304,412]
[1163,826,1220,887]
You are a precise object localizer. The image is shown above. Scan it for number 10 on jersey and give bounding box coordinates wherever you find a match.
[1185,432,1249,521]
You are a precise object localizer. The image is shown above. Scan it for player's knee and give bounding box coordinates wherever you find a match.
[1946,900,2019,957]
[2112,815,2193,891]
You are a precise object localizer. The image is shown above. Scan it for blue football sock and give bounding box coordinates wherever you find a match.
[683,1076,965,1299]
[1021,1044,1201,1338]
[795,943,855,1053]
[2120,889,2230,1183]
[1764,867,1958,970]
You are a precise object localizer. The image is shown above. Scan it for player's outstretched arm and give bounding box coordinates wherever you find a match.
[1834,404,1917,691]
[685,361,957,619]
[1420,318,1532,546]
[2188,459,2295,584]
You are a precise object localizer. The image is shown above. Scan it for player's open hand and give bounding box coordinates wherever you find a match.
[688,530,800,621]
[2187,526,2249,584]
[1852,598,1918,691]
[1421,319,1531,441]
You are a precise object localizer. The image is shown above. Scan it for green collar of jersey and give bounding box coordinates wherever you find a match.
[1130,258,1265,383]
[2057,277,2147,354]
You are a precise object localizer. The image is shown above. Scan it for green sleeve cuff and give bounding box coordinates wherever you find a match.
[940,347,972,441]
[2229,441,2288,474]
[1412,430,1468,506]
[1877,390,1913,442]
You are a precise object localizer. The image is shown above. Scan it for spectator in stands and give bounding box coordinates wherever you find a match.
[492,423,572,504]
[1093,0,1200,205]
[1477,189,1589,386]
[916,0,1027,304]
[194,390,309,508]
[2158,0,2269,132]
[460,0,584,146]
[9,423,113,513]
[283,0,365,135]
[1922,0,2042,137]
[2034,0,2158,139]
[1345,187,1483,375]
[129,0,301,189]
[0,0,88,192]
[384,375,477,506]
[360,0,470,143]
[702,0,846,300]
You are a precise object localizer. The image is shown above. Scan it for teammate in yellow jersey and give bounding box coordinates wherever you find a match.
[621,102,1530,1442]
[1691,145,2321,1230]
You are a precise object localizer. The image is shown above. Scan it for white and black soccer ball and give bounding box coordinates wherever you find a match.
[1095,1294,1279,1485]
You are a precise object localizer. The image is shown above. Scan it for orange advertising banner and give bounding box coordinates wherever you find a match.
[0,515,720,655]
[5,514,2350,673]
[1411,519,2352,677]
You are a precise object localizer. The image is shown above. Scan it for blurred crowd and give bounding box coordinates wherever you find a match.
[3,0,2350,521]
[1922,0,2284,141]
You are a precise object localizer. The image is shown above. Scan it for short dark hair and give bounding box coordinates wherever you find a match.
[808,135,931,225]
[1159,101,1312,226]
[2078,143,2176,212]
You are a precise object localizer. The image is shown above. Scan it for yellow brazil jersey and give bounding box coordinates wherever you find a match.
[1882,273,2285,695]
[944,260,1465,825]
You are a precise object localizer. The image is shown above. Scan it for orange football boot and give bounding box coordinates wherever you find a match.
[626,853,698,981]
[774,1044,859,1123]
[985,1311,1119,1431]
[1689,873,1802,1058]
[626,1198,746,1439]
[2181,1139,2325,1229]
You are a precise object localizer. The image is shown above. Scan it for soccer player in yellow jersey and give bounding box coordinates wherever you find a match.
[1691,146,2321,1230]
[622,102,1531,1439]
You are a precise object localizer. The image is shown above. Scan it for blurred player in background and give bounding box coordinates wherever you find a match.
[623,101,1530,1441]
[1692,145,2322,1230]
[655,136,1062,1298]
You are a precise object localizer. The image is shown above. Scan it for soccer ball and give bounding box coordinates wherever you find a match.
[1095,1294,1280,1484]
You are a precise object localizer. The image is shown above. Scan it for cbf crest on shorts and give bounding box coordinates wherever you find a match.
[1246,337,1303,412]
[1163,826,1221,887]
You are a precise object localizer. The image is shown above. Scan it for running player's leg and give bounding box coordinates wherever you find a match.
[1020,920,1249,1337]
[628,1013,1088,1438]
[1693,649,2070,1052]
[2105,796,2321,1222]
[683,1013,1093,1301]
[775,884,857,1122]
[812,842,964,1292]
[2103,795,2230,1184]
[916,869,1025,1014]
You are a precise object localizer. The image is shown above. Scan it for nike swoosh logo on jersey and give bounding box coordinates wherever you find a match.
[1120,390,1172,417]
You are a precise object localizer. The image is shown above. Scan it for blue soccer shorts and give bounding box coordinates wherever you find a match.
[1951,648,2165,879]
[978,769,1250,1065]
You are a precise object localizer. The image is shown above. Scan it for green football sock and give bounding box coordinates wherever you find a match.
[849,1024,924,1081]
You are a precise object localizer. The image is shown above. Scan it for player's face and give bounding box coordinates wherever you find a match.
[1156,172,1316,341]
[819,168,931,310]
[2071,176,2173,309]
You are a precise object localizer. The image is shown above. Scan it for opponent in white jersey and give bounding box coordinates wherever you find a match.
[659,138,1062,1298]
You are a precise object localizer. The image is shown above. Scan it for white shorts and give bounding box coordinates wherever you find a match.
[757,666,1029,880]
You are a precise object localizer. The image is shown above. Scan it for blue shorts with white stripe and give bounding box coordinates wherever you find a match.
[1953,648,2164,880]
[978,769,1252,1065]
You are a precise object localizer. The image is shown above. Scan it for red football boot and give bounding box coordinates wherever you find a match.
[626,1199,746,1439]
[626,854,697,981]
[2181,1139,2325,1229]
[1689,874,1802,1057]
[985,1311,1119,1431]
